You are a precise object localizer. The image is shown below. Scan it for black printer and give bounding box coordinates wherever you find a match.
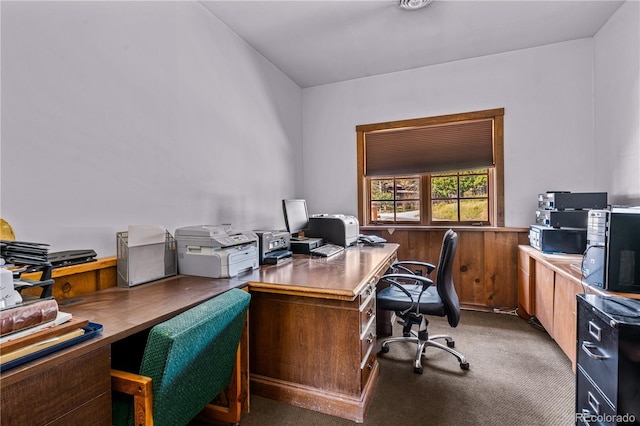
[307,214,359,247]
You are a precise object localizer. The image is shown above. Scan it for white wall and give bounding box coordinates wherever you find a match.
[2,1,637,258]
[594,0,640,206]
[302,39,598,227]
[0,1,302,257]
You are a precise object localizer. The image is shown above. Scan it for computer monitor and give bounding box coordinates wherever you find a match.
[282,199,309,239]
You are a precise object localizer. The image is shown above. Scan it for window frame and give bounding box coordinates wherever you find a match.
[356,108,505,227]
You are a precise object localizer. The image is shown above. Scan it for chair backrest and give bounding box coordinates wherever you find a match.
[139,288,250,426]
[436,230,460,327]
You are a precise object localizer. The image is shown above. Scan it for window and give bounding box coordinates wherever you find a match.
[370,177,421,222]
[356,108,504,226]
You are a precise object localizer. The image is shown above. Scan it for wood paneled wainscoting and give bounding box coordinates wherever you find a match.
[361,227,529,311]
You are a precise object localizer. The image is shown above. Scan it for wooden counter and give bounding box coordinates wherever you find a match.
[517,245,640,371]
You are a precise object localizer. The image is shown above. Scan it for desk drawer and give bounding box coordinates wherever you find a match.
[50,391,111,426]
[360,292,376,334]
[576,365,616,425]
[360,347,376,390]
[1,345,111,425]
[360,320,376,362]
[359,280,376,306]
[577,302,619,403]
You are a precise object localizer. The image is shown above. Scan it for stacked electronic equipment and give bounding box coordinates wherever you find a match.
[529,191,607,254]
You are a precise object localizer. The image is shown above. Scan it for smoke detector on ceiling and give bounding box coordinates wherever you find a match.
[397,0,434,11]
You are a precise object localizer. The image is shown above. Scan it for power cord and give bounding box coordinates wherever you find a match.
[528,316,547,333]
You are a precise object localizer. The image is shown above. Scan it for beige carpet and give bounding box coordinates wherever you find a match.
[200,310,575,425]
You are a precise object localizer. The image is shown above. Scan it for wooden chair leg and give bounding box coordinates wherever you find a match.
[111,369,154,426]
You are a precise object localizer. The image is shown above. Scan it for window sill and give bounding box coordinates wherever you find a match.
[360,224,529,233]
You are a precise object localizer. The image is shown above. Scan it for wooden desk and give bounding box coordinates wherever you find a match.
[517,245,640,371]
[1,273,257,425]
[248,244,399,423]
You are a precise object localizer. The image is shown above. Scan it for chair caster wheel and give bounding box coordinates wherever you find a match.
[380,346,390,354]
[460,362,470,370]
[414,366,423,374]
[447,340,455,348]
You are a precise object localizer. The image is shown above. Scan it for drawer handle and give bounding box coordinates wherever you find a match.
[588,321,602,342]
[366,308,374,318]
[587,391,600,415]
[581,342,609,360]
[366,333,375,344]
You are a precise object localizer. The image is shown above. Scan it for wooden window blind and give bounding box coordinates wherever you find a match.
[364,119,494,177]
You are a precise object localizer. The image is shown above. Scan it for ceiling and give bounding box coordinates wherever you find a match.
[200,0,625,88]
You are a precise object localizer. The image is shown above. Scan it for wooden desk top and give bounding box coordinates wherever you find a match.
[519,245,640,300]
[1,272,256,384]
[2,245,398,382]
[249,244,399,300]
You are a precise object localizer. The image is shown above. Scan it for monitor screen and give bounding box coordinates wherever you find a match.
[282,199,309,236]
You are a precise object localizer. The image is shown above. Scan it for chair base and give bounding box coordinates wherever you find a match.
[379,331,470,374]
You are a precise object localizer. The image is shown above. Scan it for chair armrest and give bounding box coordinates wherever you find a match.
[380,273,433,291]
[111,369,153,426]
[392,261,436,275]
[379,274,434,315]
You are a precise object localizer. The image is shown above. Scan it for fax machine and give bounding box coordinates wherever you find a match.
[175,225,259,278]
[307,214,359,247]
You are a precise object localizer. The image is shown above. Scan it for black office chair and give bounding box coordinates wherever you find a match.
[377,229,469,374]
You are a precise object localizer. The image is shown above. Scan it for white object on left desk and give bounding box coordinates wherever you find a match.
[0,266,22,309]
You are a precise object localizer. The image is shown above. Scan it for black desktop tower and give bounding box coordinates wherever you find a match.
[583,208,640,294]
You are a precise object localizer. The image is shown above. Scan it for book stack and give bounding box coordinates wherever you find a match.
[0,298,89,368]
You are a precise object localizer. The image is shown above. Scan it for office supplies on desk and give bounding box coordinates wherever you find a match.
[263,249,293,265]
[49,249,97,268]
[0,311,74,344]
[1,240,55,299]
[528,224,586,254]
[308,214,359,247]
[117,228,177,287]
[358,234,386,246]
[0,240,50,266]
[310,244,344,258]
[1,298,58,335]
[282,199,324,253]
[290,238,323,254]
[175,225,258,278]
[0,265,21,309]
[254,230,291,264]
[0,321,102,372]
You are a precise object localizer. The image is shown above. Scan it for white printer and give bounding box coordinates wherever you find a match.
[175,225,259,278]
[307,214,359,247]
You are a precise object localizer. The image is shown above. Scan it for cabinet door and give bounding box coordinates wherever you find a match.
[553,274,583,371]
[534,262,555,333]
[517,249,534,318]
